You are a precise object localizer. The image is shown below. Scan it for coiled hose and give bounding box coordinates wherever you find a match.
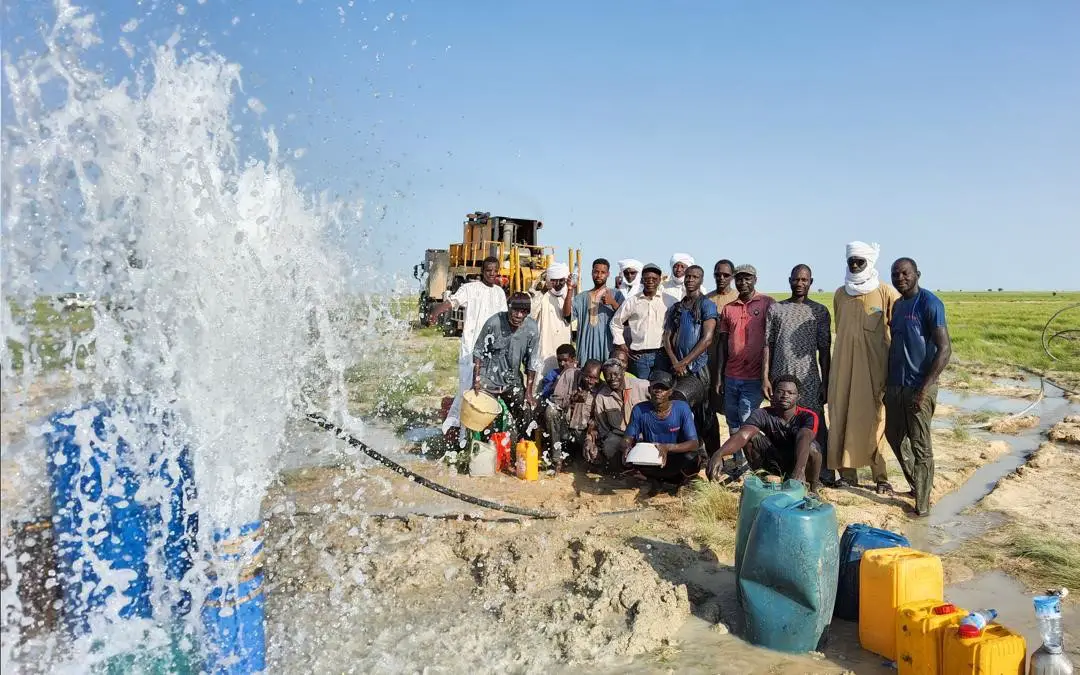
[960,302,1078,429]
[1040,302,1079,396]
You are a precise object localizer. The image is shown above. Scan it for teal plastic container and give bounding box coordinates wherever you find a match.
[739,494,840,653]
[734,475,806,581]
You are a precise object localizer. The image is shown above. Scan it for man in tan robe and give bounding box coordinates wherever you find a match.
[827,241,899,492]
[529,262,573,381]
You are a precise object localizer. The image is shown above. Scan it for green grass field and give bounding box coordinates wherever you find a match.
[395,290,1080,382]
[5,296,95,371]
[7,290,1078,395]
[798,291,1080,385]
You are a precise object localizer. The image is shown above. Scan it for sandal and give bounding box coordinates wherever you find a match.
[876,481,895,495]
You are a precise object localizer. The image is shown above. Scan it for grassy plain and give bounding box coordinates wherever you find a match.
[5,296,95,371]
[7,290,1078,407]
[806,290,1080,387]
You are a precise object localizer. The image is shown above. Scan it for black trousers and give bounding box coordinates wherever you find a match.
[746,435,821,481]
[639,449,704,483]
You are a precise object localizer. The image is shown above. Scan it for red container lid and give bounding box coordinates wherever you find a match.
[957,623,981,638]
[933,604,957,615]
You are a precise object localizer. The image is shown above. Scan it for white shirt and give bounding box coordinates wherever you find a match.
[449,281,507,358]
[610,292,675,351]
[661,277,685,305]
[530,289,571,375]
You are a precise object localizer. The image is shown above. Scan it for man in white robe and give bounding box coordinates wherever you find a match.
[662,253,695,304]
[616,259,643,300]
[441,256,508,435]
[529,262,573,380]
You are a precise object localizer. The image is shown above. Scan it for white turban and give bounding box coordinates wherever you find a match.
[844,241,881,296]
[617,259,643,297]
[545,262,570,297]
[546,262,569,280]
[670,253,694,271]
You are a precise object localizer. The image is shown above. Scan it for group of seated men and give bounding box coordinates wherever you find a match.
[538,343,820,488]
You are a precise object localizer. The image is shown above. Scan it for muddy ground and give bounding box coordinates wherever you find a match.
[261,481,888,674]
[4,368,1078,672]
[258,378,1080,673]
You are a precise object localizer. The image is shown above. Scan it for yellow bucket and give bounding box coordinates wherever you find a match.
[461,389,501,431]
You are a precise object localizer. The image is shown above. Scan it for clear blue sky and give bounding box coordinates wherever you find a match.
[4,1,1078,291]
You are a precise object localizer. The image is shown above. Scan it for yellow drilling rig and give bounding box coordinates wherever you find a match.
[413,211,582,336]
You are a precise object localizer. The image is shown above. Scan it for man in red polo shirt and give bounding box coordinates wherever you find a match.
[712,264,775,464]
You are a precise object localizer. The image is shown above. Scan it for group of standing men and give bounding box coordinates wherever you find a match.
[439,241,950,515]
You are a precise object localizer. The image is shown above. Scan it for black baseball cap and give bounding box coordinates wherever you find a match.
[649,370,675,390]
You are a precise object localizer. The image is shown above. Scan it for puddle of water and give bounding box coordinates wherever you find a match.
[606,615,892,674]
[906,381,1080,553]
[402,426,442,443]
[937,389,1035,415]
[946,571,1080,661]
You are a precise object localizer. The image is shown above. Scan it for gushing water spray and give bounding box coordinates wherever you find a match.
[2,1,367,668]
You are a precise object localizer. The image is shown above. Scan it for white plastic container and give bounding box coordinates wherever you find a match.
[626,442,662,466]
[468,439,496,476]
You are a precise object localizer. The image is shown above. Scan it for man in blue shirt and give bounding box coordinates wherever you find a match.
[885,258,952,517]
[538,343,577,400]
[659,265,720,456]
[621,371,703,483]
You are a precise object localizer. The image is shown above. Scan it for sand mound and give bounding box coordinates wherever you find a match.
[1048,419,1080,445]
[985,443,1080,530]
[988,415,1039,434]
[454,530,691,662]
[266,515,691,672]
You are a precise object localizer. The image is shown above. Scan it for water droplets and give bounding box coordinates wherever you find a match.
[3,2,363,661]
[246,97,267,115]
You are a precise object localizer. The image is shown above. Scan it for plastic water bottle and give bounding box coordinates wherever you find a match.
[1030,590,1072,674]
[1034,594,1064,653]
[957,609,998,638]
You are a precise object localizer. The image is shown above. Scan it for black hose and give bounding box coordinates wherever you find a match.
[305,412,558,519]
[288,508,653,525]
[1037,302,1080,396]
[1042,303,1079,363]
